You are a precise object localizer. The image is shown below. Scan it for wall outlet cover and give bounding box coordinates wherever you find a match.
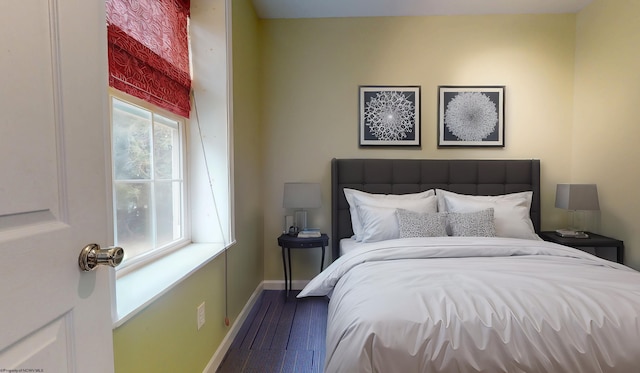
[197,302,205,330]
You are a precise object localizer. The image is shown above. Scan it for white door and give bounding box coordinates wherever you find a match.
[0,1,116,372]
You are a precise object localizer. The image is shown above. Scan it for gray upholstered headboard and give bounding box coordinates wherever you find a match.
[331,158,541,261]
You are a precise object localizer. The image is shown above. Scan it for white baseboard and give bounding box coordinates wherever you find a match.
[202,280,311,372]
[202,282,264,373]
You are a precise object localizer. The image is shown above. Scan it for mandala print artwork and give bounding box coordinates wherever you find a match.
[359,86,421,146]
[438,86,504,147]
[364,91,415,141]
[444,92,497,141]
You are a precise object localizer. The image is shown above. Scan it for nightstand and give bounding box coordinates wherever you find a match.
[277,233,329,295]
[539,231,624,264]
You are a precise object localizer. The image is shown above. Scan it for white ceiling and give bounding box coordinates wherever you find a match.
[252,0,593,19]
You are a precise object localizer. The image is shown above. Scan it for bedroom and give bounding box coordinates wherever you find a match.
[19,0,634,371]
[253,0,640,370]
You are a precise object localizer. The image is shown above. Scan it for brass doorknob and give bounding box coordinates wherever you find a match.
[78,243,124,271]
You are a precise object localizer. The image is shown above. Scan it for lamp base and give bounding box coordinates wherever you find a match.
[555,229,589,238]
[294,210,308,231]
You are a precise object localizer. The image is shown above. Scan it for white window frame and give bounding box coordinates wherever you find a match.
[109,90,191,275]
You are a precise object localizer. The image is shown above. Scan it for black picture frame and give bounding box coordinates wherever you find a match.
[438,86,505,147]
[359,85,421,147]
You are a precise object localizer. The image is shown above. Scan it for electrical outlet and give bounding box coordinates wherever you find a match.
[197,302,205,330]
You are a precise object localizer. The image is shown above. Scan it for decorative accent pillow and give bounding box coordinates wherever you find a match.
[436,189,539,240]
[344,188,436,241]
[447,209,496,237]
[396,209,448,238]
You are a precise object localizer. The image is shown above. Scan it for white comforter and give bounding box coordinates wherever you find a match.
[298,237,640,373]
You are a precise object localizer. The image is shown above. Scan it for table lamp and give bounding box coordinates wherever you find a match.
[283,182,321,232]
[555,184,599,238]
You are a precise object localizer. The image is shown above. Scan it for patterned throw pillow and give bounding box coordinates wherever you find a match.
[447,208,496,237]
[396,209,448,238]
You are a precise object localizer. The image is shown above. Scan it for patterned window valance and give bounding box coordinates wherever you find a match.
[106,0,191,117]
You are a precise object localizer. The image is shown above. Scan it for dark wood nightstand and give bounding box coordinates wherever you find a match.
[539,231,624,264]
[277,233,329,295]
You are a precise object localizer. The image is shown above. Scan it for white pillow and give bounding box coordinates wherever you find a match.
[435,189,533,212]
[344,188,436,241]
[443,193,539,240]
[354,197,438,242]
[356,205,401,242]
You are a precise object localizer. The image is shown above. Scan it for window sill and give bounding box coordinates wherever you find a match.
[112,241,234,328]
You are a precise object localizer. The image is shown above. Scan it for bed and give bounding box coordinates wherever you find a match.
[298,159,640,373]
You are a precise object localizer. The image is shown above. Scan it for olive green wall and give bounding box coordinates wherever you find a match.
[572,0,640,269]
[112,0,263,372]
[260,14,579,281]
[228,0,264,314]
[113,259,227,372]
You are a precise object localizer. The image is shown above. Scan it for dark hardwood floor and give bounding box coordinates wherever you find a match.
[217,290,329,373]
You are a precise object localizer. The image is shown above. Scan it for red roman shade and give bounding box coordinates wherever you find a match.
[106,0,191,117]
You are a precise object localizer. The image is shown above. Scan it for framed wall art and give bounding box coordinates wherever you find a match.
[359,85,420,147]
[438,86,505,147]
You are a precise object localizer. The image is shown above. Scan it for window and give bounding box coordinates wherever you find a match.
[111,94,188,265]
[111,0,234,325]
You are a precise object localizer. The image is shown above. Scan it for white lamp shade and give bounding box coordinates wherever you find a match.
[555,184,600,211]
[283,183,321,209]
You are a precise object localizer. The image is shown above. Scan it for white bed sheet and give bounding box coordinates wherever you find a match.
[339,237,361,256]
[299,237,640,373]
